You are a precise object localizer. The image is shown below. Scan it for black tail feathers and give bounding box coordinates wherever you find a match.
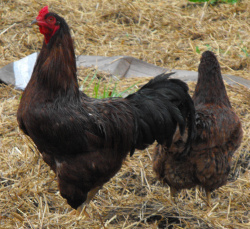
[127,72,196,156]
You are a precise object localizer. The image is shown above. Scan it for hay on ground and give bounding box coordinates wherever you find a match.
[0,0,249,228]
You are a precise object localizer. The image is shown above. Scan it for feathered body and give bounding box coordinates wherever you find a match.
[17,6,196,210]
[153,51,243,204]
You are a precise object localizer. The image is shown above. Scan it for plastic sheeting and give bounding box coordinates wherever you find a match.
[0,53,249,90]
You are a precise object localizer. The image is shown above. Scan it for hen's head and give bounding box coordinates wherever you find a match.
[199,51,220,71]
[32,6,65,44]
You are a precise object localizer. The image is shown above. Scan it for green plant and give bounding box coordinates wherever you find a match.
[205,44,212,51]
[93,78,137,99]
[79,71,137,99]
[195,46,200,54]
[188,0,239,4]
[241,47,249,57]
[195,44,213,54]
[79,72,96,92]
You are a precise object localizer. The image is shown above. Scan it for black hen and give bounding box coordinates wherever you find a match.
[153,51,243,205]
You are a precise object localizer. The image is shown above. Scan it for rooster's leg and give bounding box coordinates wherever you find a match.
[86,186,102,203]
[170,187,177,203]
[77,186,102,213]
[205,190,211,206]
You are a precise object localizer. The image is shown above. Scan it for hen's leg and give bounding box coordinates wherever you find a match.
[77,186,101,213]
[206,190,211,206]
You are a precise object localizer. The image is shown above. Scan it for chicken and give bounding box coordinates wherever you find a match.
[153,51,243,205]
[17,6,196,211]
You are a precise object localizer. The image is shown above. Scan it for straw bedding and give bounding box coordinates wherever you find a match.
[0,0,249,228]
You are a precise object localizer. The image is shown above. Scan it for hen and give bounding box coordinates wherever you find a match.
[153,51,243,205]
[17,6,196,211]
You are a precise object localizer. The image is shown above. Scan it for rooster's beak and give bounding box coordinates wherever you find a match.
[31,19,38,25]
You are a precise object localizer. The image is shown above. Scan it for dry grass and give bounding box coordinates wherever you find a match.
[0,0,249,228]
[0,0,249,78]
[1,74,249,228]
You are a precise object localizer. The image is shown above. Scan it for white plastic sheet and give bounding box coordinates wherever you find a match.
[0,53,249,90]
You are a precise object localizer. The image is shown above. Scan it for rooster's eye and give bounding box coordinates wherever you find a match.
[46,16,55,23]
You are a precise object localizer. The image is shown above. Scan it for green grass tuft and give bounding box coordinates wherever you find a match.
[188,0,239,4]
[79,71,137,99]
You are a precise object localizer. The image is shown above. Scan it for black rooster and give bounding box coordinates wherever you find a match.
[17,6,196,211]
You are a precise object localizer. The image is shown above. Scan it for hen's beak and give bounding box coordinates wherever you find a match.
[31,19,38,25]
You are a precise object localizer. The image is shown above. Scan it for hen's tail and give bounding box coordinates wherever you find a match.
[127,73,196,156]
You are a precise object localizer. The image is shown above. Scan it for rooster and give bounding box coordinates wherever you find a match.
[153,51,243,205]
[17,6,196,211]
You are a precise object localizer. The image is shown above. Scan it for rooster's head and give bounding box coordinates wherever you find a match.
[32,6,62,44]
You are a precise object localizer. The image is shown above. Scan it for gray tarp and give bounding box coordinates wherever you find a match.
[0,53,249,90]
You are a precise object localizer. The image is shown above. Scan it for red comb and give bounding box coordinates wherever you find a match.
[37,6,49,20]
